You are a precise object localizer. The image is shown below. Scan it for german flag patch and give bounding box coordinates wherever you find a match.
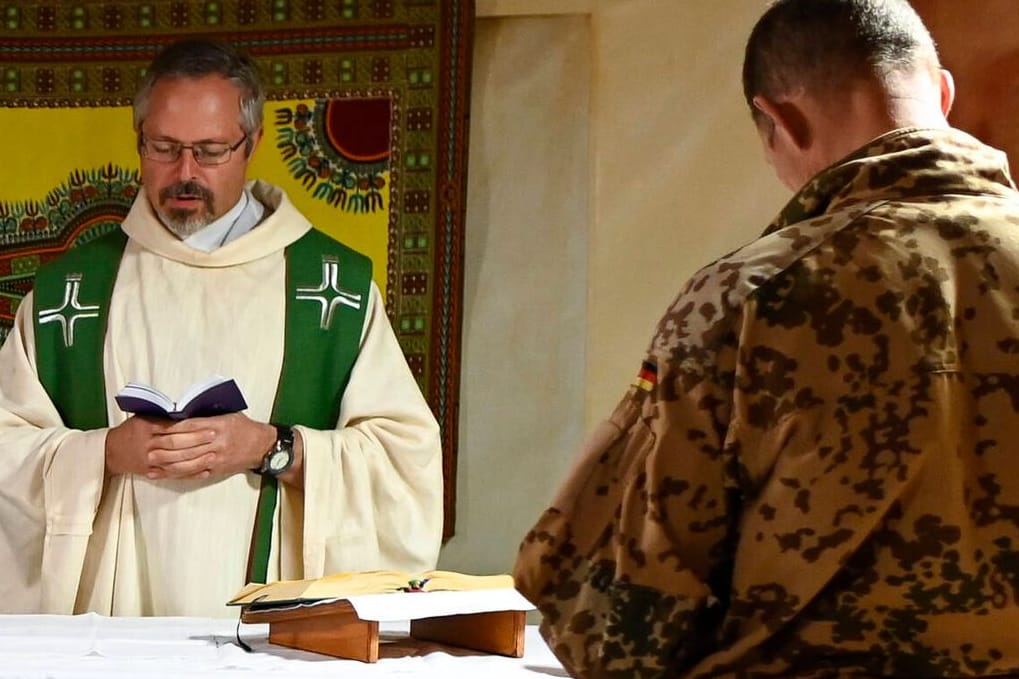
[632,359,658,392]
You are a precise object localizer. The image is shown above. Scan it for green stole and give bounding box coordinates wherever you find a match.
[32,226,372,584]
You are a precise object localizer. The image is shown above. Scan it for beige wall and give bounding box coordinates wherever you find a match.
[439,1,785,575]
[438,12,592,574]
[585,1,783,424]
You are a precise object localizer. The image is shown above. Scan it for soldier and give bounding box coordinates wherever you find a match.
[515,1,1019,676]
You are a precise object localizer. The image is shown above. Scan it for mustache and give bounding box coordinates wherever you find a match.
[158,181,213,204]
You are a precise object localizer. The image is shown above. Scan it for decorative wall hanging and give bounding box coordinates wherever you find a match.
[0,0,474,539]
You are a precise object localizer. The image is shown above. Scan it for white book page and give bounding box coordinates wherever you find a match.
[117,383,174,411]
[176,374,230,409]
[347,589,535,622]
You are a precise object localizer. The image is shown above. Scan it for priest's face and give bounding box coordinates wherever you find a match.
[137,74,261,239]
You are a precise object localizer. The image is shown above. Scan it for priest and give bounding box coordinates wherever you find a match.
[0,38,443,616]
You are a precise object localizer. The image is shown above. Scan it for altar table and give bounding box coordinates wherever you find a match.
[0,613,568,678]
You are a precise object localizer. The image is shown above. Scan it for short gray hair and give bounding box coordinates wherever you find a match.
[134,39,265,153]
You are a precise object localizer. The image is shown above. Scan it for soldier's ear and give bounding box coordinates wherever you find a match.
[753,95,811,151]
[939,68,955,117]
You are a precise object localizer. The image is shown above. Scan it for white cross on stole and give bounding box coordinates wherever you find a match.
[37,273,101,347]
[295,255,364,330]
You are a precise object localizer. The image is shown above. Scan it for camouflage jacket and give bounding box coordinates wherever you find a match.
[514,128,1019,678]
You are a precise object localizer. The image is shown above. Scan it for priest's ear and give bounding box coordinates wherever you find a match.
[752,95,811,152]
[244,127,265,158]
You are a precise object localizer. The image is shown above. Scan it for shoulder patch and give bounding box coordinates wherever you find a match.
[633,359,658,391]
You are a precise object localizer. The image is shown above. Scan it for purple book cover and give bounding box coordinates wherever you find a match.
[115,378,248,420]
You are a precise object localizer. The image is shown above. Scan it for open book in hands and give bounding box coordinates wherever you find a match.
[228,570,516,608]
[114,375,248,420]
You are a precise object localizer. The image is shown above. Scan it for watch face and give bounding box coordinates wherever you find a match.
[268,449,291,472]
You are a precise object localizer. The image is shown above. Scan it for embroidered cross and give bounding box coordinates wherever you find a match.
[295,255,364,330]
[37,273,101,348]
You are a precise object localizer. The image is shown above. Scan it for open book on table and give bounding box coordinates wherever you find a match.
[229,570,517,610]
[229,570,534,662]
[114,375,248,420]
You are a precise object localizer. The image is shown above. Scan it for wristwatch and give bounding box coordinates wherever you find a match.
[256,425,295,477]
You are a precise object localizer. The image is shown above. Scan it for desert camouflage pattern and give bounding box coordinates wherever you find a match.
[514,128,1019,678]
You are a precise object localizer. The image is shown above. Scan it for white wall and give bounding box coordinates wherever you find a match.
[439,0,786,575]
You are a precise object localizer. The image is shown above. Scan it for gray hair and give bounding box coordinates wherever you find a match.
[134,39,265,153]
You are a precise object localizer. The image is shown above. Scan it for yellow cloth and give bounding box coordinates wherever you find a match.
[0,101,391,298]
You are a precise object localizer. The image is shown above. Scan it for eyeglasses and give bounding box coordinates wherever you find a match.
[138,133,249,166]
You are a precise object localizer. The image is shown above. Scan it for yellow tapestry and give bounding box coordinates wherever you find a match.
[2,102,390,292]
[0,0,474,539]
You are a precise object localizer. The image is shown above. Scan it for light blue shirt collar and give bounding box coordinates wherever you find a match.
[183,189,266,252]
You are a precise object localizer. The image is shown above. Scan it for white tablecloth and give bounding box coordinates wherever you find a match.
[0,613,568,678]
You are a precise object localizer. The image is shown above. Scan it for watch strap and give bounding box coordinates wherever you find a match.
[257,424,294,476]
[272,424,295,454]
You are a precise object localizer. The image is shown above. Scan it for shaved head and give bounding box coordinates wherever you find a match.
[743,0,941,125]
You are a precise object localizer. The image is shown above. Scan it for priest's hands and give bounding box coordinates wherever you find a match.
[105,413,284,481]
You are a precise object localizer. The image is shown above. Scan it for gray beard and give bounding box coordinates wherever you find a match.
[154,207,212,239]
[154,180,216,239]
